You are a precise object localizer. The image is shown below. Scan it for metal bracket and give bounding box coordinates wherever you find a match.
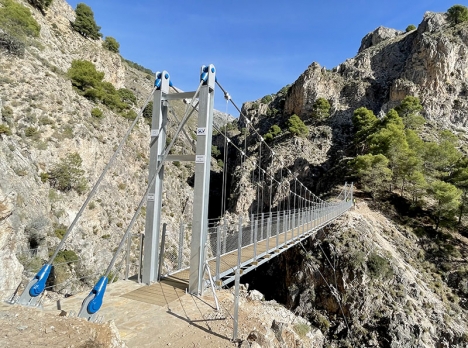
[16,264,52,307]
[78,276,108,321]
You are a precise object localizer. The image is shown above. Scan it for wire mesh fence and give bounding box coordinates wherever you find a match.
[202,197,353,286]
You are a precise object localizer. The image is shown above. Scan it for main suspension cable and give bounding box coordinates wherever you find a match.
[48,87,157,264]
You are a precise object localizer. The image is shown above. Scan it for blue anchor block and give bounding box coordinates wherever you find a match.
[86,276,108,314]
[29,264,52,297]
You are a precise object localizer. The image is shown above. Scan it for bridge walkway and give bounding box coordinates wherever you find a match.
[122,202,350,304]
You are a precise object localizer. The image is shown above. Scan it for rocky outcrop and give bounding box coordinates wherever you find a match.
[242,202,468,347]
[283,11,468,128]
[0,189,23,297]
[359,26,404,53]
[0,0,199,295]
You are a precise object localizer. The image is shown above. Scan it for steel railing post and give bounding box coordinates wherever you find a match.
[223,218,227,254]
[266,213,271,252]
[178,223,184,270]
[138,234,144,283]
[254,219,258,261]
[261,213,265,242]
[233,269,240,340]
[216,225,221,284]
[276,212,280,250]
[158,223,167,281]
[285,210,288,242]
[237,216,243,270]
[125,233,131,280]
[250,214,254,245]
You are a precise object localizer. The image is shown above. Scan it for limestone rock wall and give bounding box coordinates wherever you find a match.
[284,12,468,128]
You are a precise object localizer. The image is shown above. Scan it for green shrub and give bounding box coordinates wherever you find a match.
[0,0,41,39]
[2,105,13,119]
[310,311,330,333]
[71,3,101,39]
[55,249,78,264]
[48,152,88,194]
[0,124,12,136]
[261,95,273,104]
[53,224,67,239]
[24,126,38,137]
[102,36,120,53]
[287,114,309,137]
[406,24,416,32]
[264,124,281,142]
[62,125,73,139]
[447,5,468,25]
[211,145,221,157]
[311,97,331,119]
[143,101,153,119]
[27,0,53,15]
[123,58,153,75]
[40,172,49,183]
[17,255,43,273]
[279,85,290,95]
[107,271,118,283]
[367,253,393,279]
[293,323,310,338]
[117,88,136,106]
[38,115,54,125]
[91,107,103,118]
[264,133,273,142]
[68,59,104,91]
[121,109,137,120]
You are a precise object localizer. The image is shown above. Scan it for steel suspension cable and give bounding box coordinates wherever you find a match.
[47,87,157,264]
[215,80,324,204]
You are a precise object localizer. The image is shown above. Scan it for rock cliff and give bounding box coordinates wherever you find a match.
[0,0,232,297]
[284,12,468,128]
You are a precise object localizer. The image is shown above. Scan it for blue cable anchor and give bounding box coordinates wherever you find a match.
[16,264,52,307]
[78,276,108,321]
[155,71,173,89]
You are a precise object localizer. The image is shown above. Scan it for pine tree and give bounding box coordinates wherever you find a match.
[311,98,331,119]
[103,36,119,53]
[447,5,468,25]
[287,115,309,137]
[430,180,461,230]
[72,3,101,40]
[395,96,425,130]
[353,154,392,200]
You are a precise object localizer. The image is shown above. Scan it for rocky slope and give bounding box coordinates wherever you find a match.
[243,201,468,347]
[285,11,468,128]
[221,8,468,348]
[0,0,232,297]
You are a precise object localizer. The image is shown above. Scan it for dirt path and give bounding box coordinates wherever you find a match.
[1,279,315,347]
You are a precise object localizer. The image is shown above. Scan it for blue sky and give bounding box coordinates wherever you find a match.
[67,0,457,113]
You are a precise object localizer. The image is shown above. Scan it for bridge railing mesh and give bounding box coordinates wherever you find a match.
[204,199,353,284]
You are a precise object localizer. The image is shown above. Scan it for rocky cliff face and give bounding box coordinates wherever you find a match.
[222,9,468,348]
[285,12,468,128]
[0,0,220,296]
[243,202,468,347]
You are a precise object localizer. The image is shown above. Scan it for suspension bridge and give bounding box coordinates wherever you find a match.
[8,64,353,332]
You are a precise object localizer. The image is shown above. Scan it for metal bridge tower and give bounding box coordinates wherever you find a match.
[142,65,216,295]
[141,71,169,284]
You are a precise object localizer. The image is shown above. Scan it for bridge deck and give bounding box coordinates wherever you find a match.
[121,207,349,303]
